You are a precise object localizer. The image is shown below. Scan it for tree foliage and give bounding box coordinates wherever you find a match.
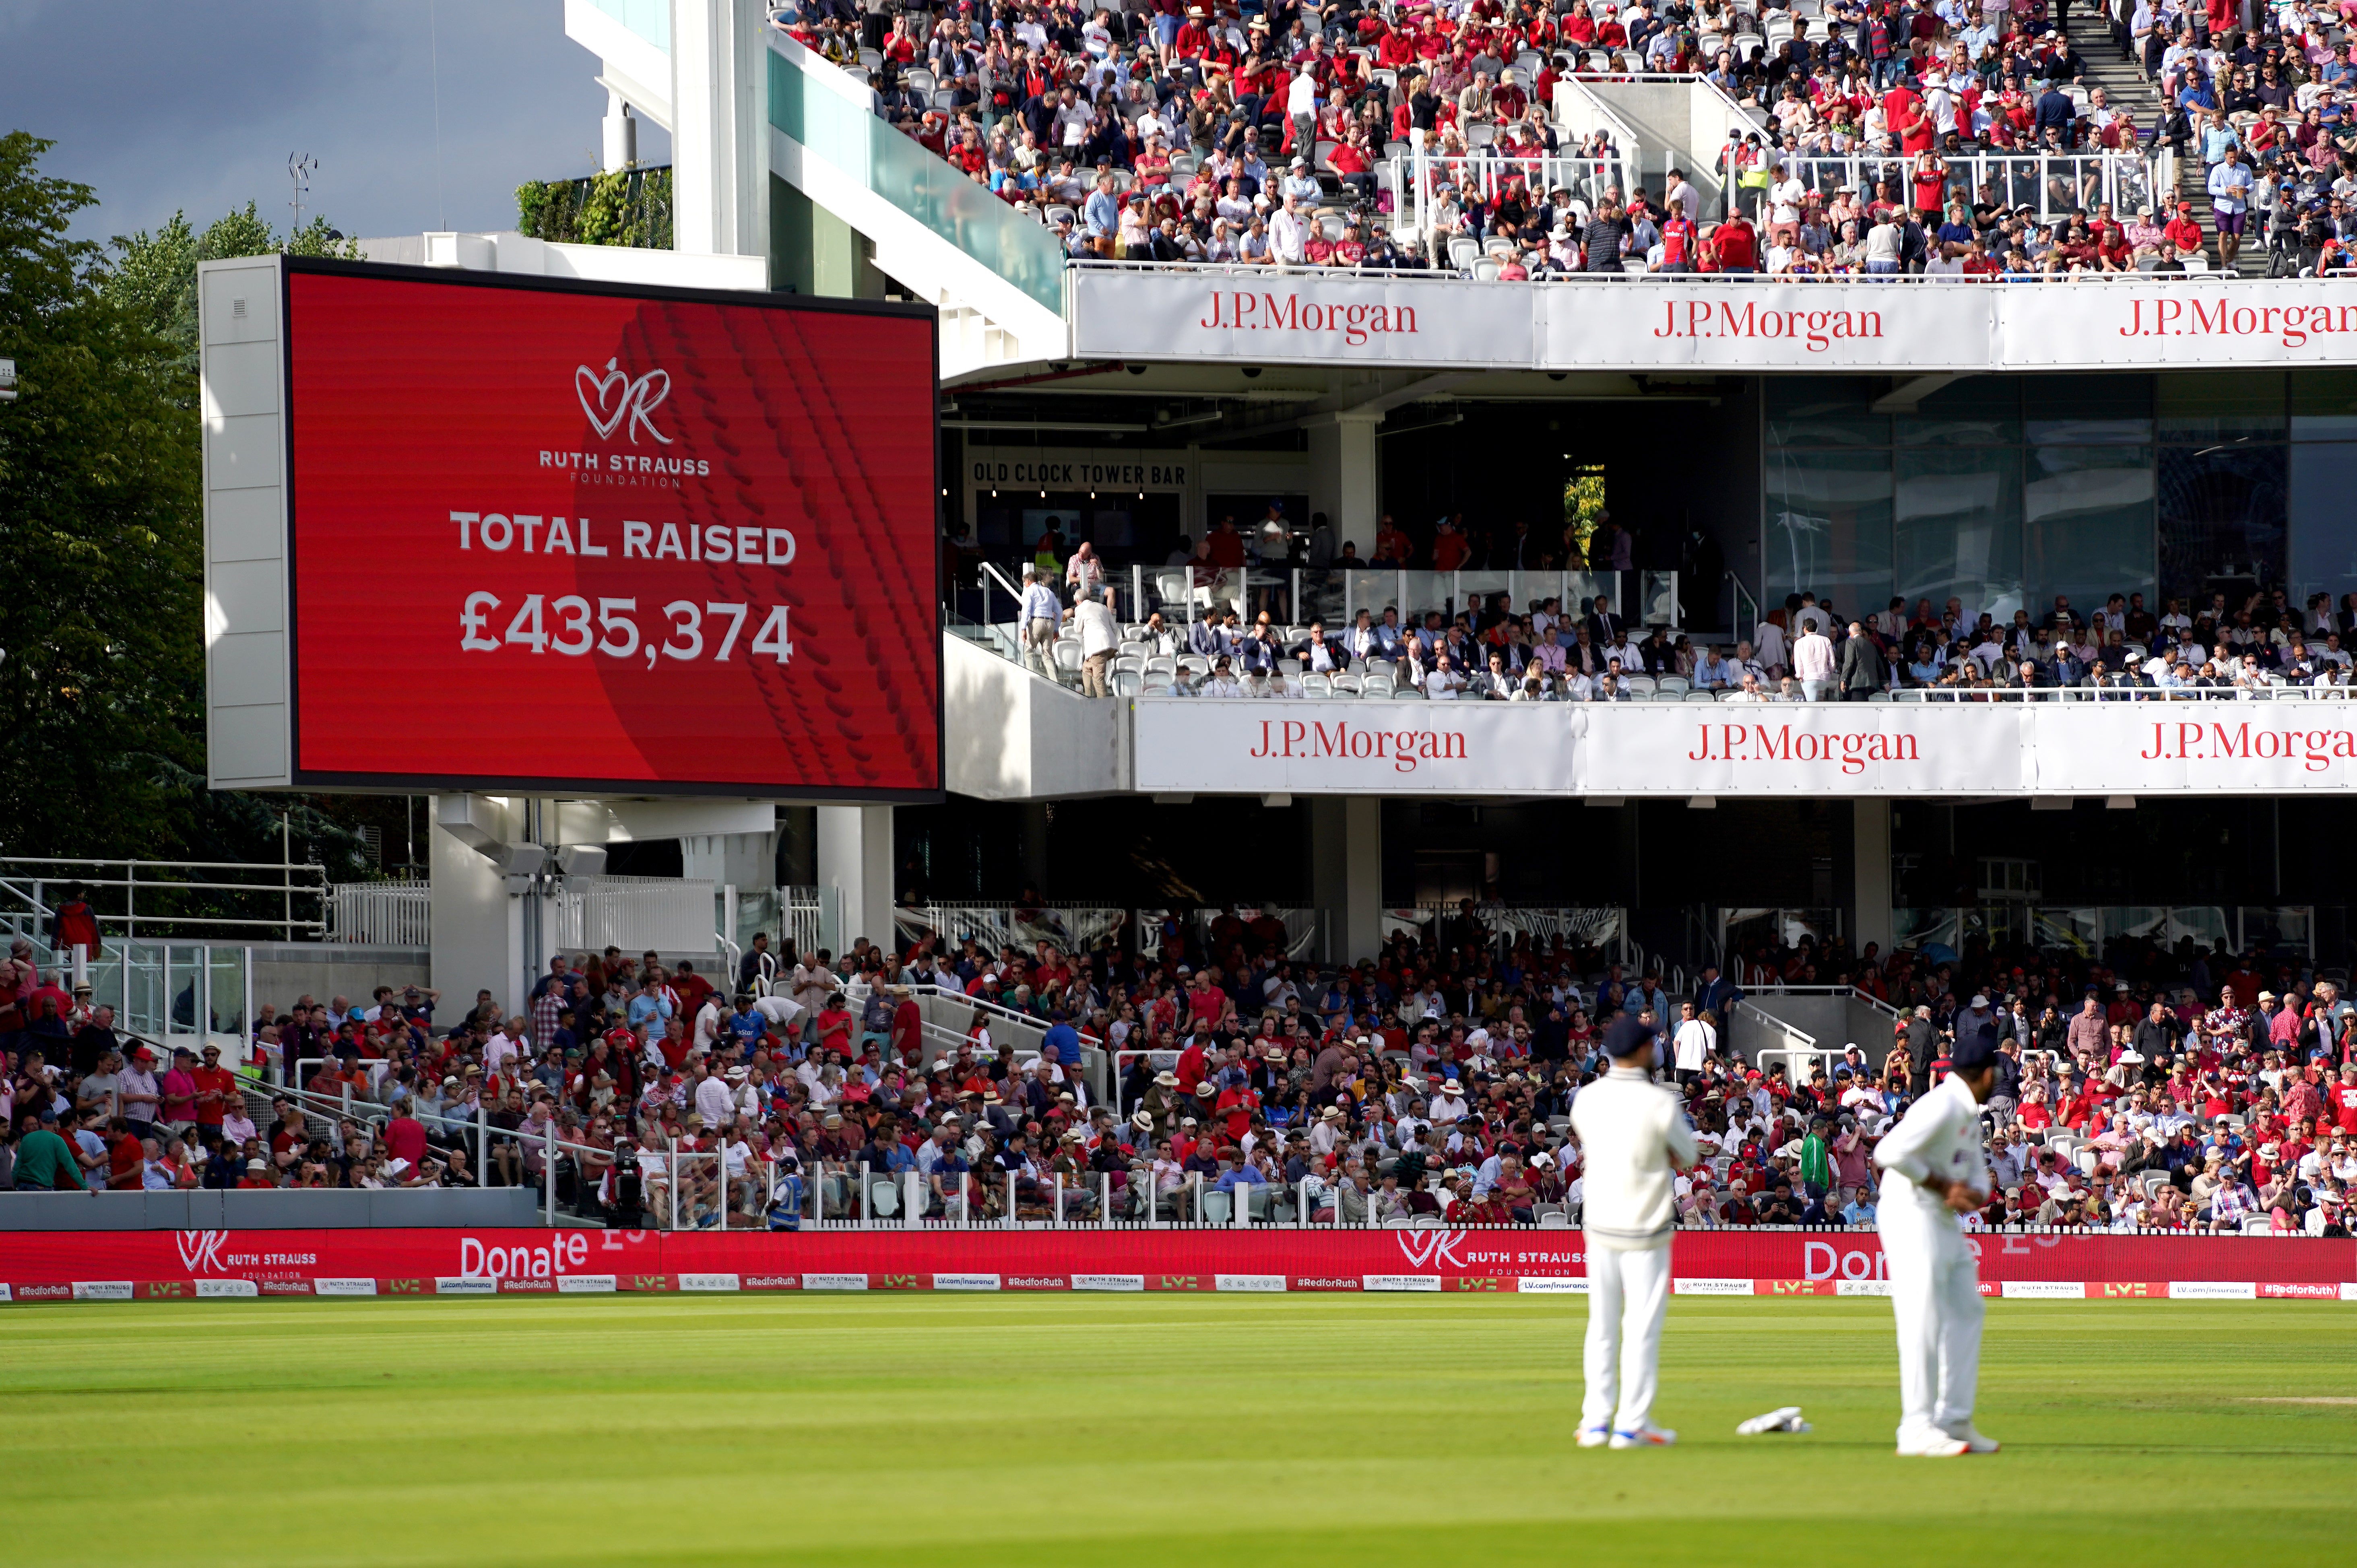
[0,132,395,882]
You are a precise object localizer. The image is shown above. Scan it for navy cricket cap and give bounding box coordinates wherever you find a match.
[1950,1034,1998,1073]
[1602,1012,1655,1060]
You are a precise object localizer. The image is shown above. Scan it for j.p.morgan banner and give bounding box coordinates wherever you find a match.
[1130,699,2357,796]
[1070,269,2357,372]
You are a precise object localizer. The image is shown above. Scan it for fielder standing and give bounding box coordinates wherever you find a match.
[1571,1011,1699,1449]
[1872,1033,2001,1457]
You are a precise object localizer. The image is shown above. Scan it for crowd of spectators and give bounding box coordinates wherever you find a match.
[1707,584,2357,697]
[1719,921,2357,1234]
[1036,571,2357,698]
[7,911,2351,1239]
[776,0,2357,276]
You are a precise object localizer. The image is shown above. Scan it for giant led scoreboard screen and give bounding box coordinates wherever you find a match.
[277,258,940,798]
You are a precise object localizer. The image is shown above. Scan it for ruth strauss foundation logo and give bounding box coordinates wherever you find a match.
[1395,1229,1465,1269]
[175,1230,230,1274]
[575,358,673,445]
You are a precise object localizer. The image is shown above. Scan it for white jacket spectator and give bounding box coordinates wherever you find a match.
[1793,628,1837,696]
[1073,590,1121,698]
[1270,200,1309,266]
[1073,593,1119,657]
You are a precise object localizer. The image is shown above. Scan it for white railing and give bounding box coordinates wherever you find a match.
[0,854,328,942]
[1742,998,1836,1082]
[1891,683,2355,702]
[9,931,258,1065]
[1394,151,1630,244]
[1132,680,2357,704]
[1068,256,2351,286]
[781,885,832,960]
[550,875,718,953]
[894,904,1134,958]
[1731,151,2160,229]
[326,881,429,946]
[277,1065,614,1228]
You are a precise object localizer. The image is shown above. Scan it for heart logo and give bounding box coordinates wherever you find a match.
[576,359,631,439]
[575,358,675,446]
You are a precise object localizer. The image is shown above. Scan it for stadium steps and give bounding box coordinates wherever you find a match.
[2073,20,2234,269]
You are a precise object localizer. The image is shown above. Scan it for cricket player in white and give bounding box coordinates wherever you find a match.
[1571,1013,1700,1449]
[1872,1035,2001,1457]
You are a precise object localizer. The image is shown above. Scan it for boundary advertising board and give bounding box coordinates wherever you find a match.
[2,1229,2348,1302]
[1130,700,2357,796]
[1071,268,2357,373]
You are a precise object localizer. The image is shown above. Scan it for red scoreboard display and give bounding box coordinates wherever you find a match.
[283,259,941,798]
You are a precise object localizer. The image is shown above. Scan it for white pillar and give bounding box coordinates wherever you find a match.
[601,89,638,171]
[1310,797,1383,966]
[427,796,528,1022]
[679,831,777,890]
[1851,799,1894,958]
[1303,411,1382,558]
[816,805,894,957]
[671,0,770,263]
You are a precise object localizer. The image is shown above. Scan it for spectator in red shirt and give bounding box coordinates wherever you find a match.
[1883,76,1932,155]
[814,994,855,1057]
[2331,1065,2357,1134]
[2163,202,2206,260]
[1431,516,1472,571]
[1714,212,1758,272]
[190,1045,238,1133]
[384,1099,429,1170]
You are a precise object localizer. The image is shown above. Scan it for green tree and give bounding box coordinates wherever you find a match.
[109,201,358,368]
[0,130,207,865]
[0,132,392,894]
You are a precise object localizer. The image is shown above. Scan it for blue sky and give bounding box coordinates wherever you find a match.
[1,0,671,247]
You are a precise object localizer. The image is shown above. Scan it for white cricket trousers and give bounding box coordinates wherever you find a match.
[1580,1238,1671,1433]
[1882,1203,1985,1443]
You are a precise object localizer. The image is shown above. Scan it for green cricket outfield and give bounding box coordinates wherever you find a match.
[1,1296,2348,1566]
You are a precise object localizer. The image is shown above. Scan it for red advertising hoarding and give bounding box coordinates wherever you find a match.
[3,1229,2350,1302]
[283,260,940,797]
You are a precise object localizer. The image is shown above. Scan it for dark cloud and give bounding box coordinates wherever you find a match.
[0,0,669,245]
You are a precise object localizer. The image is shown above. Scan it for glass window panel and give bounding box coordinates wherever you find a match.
[1342,569,1400,624]
[2024,374,2153,444]
[2288,443,2357,607]
[2156,371,2287,442]
[1765,448,1893,615]
[1896,378,2021,447]
[1895,446,2025,626]
[2027,446,2156,620]
[2157,444,2289,604]
[1765,377,1890,447]
[1398,571,1454,628]
[2024,417,2155,446]
[2289,369,2357,441]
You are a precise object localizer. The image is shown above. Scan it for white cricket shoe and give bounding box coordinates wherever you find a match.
[1577,1425,1610,1449]
[1896,1431,1971,1457]
[1944,1426,2001,1454]
[1609,1422,1678,1449]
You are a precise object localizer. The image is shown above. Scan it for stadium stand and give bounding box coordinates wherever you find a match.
[1006,561,2357,699]
[778,0,2357,277]
[7,909,2351,1242]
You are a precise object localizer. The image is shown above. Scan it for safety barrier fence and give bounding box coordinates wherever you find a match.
[0,1228,2347,1299]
